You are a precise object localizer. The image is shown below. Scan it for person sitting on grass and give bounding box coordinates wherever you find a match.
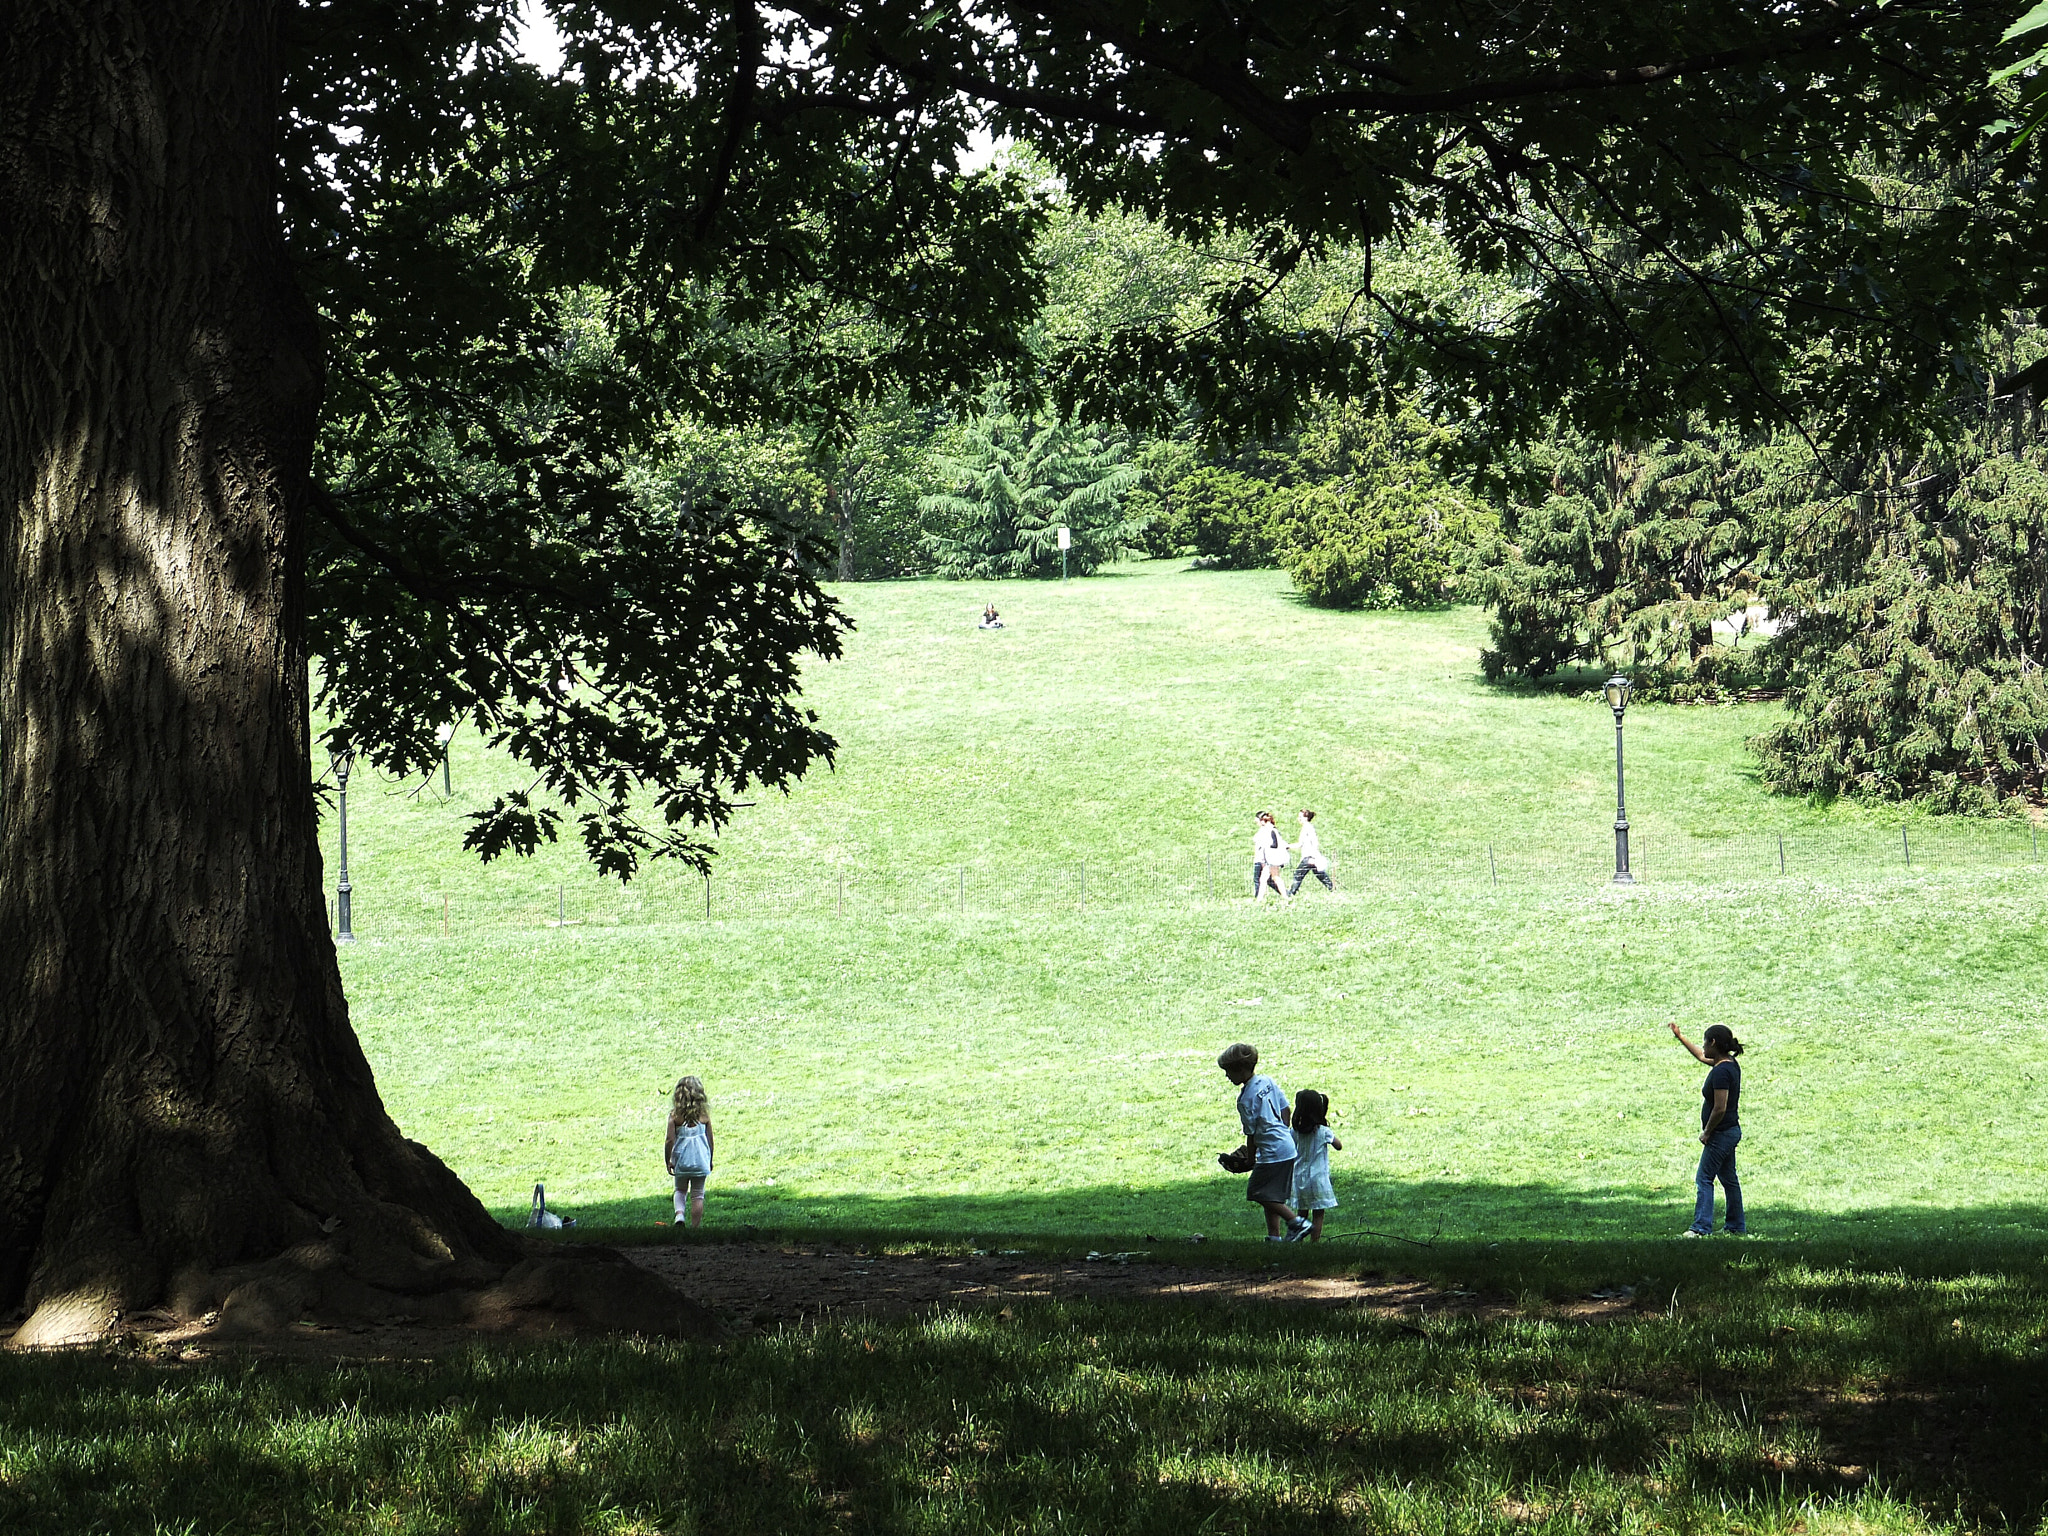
[1668,1022,1745,1239]
[1218,1042,1310,1241]
[1289,1088,1342,1241]
[979,603,1003,629]
[664,1074,715,1231]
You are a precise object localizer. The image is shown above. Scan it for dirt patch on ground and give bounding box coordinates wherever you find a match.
[623,1241,1637,1329]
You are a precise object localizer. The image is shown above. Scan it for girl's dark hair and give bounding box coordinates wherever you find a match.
[1293,1089,1329,1134]
[1702,1025,1744,1058]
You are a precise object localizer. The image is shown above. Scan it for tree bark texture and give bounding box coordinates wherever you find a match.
[0,1,522,1344]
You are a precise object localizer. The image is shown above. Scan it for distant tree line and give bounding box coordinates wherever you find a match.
[630,150,2048,817]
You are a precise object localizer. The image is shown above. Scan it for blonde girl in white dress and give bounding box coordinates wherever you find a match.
[664,1075,715,1229]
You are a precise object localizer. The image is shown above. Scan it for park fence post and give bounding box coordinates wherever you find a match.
[960,866,966,913]
[1080,861,1086,909]
[1207,852,1213,900]
[1778,835,1785,875]
[1488,843,1497,886]
[704,869,711,920]
[838,871,844,916]
[1903,825,1911,868]
[443,895,449,937]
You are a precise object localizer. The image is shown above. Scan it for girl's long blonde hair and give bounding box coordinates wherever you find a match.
[670,1075,708,1126]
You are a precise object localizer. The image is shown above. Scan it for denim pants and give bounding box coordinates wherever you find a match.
[1691,1125,1744,1234]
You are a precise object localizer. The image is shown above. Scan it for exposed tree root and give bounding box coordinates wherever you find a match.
[8,1238,721,1349]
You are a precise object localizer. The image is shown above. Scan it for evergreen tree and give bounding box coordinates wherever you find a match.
[1124,438,1203,557]
[1754,388,2048,810]
[919,403,1143,578]
[1472,426,1804,695]
[1174,468,1285,569]
[1274,404,1495,609]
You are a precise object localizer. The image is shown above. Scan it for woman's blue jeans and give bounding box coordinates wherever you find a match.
[1692,1125,1745,1234]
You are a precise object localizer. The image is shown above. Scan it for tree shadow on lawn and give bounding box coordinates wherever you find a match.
[513,1173,2048,1271]
[4,1265,2045,1533]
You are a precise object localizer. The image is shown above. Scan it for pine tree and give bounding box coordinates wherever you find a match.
[1273,403,1494,609]
[919,403,1143,578]
[1472,425,1803,696]
[1753,391,2048,810]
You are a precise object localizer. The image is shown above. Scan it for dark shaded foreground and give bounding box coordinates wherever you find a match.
[1,1249,2043,1534]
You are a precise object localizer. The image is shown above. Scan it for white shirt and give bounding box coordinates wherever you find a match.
[1296,821,1324,868]
[1237,1074,1295,1164]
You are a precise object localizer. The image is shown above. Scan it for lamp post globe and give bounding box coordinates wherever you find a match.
[332,747,357,942]
[1604,674,1634,884]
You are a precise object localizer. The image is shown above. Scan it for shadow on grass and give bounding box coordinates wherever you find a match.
[1269,587,1465,617]
[4,1263,2046,1532]
[504,1173,2048,1269]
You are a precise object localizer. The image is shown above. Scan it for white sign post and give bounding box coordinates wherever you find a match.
[1057,524,1071,581]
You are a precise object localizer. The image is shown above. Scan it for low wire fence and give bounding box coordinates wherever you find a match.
[326,822,2048,939]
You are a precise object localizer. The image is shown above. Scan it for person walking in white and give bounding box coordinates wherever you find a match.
[1251,811,1290,901]
[1287,809,1334,895]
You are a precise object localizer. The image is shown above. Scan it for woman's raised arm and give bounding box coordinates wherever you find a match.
[1668,1021,1709,1065]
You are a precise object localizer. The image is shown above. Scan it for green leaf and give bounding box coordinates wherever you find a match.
[2002,0,2048,43]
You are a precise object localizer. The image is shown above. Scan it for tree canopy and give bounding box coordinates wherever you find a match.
[293,0,2048,863]
[802,0,2041,444]
[288,2,1050,875]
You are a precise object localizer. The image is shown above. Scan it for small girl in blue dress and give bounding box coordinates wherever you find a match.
[1290,1089,1342,1241]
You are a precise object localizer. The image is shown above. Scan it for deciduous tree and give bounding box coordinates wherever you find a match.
[0,0,1043,1341]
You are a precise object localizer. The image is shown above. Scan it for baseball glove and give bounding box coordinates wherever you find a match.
[1216,1143,1256,1174]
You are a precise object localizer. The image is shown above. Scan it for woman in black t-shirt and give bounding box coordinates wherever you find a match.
[1669,1022,1746,1237]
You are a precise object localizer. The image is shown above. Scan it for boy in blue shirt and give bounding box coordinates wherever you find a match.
[1219,1042,1311,1241]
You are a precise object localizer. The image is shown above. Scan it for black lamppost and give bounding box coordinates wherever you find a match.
[1604,674,1634,884]
[436,722,454,797]
[332,747,357,942]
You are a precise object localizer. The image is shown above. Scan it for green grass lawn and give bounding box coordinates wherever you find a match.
[11,562,2048,1536]
[318,563,2048,1246]
[7,1246,2047,1534]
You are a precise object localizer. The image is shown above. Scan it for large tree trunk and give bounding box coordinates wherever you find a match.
[0,1,525,1345]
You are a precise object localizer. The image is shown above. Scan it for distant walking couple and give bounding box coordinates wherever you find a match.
[1252,810,1333,901]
